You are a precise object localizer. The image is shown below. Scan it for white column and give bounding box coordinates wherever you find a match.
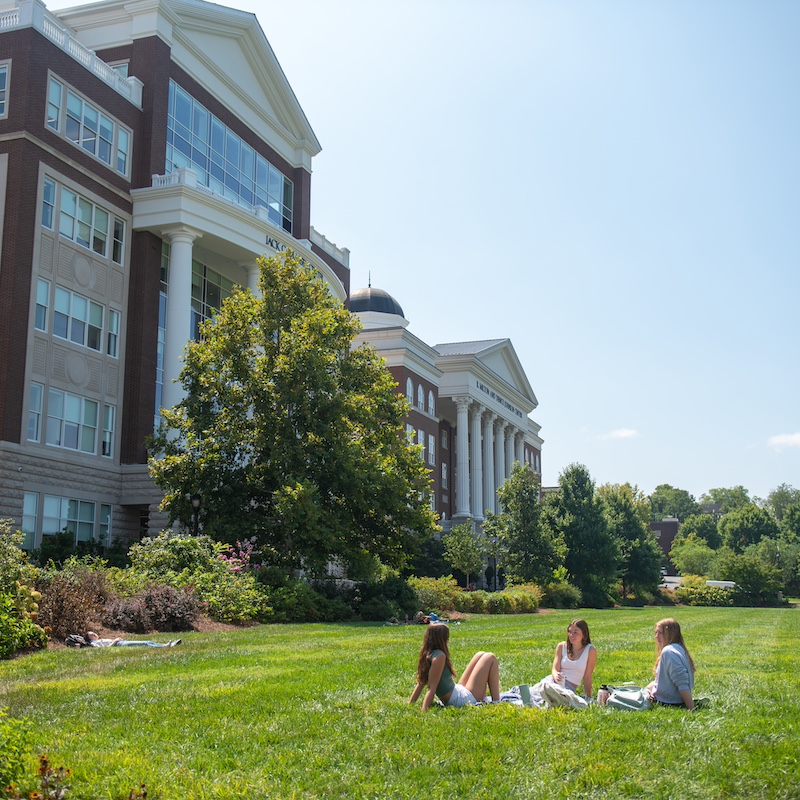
[469,403,484,521]
[515,432,524,466]
[505,425,515,477]
[162,226,201,412]
[482,411,495,517]
[455,397,471,518]
[494,419,506,512]
[244,263,261,297]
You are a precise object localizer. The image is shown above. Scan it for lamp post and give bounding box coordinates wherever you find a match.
[191,493,201,536]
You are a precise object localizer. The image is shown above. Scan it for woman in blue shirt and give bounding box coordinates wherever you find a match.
[409,624,501,711]
[646,618,697,710]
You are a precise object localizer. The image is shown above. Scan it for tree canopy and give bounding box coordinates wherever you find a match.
[542,464,619,606]
[649,484,701,522]
[597,483,662,596]
[442,520,486,588]
[678,513,722,550]
[699,486,752,516]
[149,251,437,575]
[484,464,564,586]
[718,505,780,553]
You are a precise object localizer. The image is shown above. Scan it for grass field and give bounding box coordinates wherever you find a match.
[1,607,798,799]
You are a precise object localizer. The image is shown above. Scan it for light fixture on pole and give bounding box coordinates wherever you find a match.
[191,493,201,536]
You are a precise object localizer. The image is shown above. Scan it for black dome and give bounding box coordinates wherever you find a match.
[350,287,405,318]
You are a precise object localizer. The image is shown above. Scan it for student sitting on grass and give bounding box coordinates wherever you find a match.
[525,618,596,708]
[646,618,704,710]
[409,623,500,711]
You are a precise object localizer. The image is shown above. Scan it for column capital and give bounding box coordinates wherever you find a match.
[455,396,472,412]
[161,225,203,246]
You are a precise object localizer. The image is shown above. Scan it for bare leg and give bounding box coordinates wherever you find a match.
[459,651,500,702]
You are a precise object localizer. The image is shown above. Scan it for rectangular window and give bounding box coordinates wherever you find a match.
[417,428,425,461]
[44,178,125,264]
[53,287,104,352]
[428,434,436,466]
[28,383,43,442]
[0,63,8,118]
[166,80,293,231]
[442,463,448,489]
[99,503,112,547]
[42,178,56,229]
[107,309,119,357]
[35,278,50,331]
[42,495,97,545]
[112,217,125,265]
[46,77,132,176]
[47,78,61,130]
[46,389,98,454]
[441,429,448,449]
[102,405,115,457]
[22,492,38,550]
[191,261,233,338]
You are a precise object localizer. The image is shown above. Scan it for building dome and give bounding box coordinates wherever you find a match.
[350,287,405,318]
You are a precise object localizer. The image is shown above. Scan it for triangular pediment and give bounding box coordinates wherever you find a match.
[435,339,538,410]
[168,0,319,165]
[55,0,320,167]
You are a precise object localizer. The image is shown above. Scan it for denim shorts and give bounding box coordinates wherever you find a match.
[446,683,479,707]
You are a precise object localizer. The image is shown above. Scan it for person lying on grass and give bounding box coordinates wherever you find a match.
[409,623,500,711]
[86,632,182,648]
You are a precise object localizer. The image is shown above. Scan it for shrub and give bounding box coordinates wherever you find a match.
[128,532,228,577]
[540,578,582,609]
[357,576,418,620]
[0,520,39,594]
[407,575,461,612]
[503,584,542,613]
[139,584,201,631]
[102,596,151,633]
[0,708,31,788]
[185,570,272,624]
[455,590,488,614]
[485,592,512,614]
[359,596,400,621]
[0,593,48,658]
[36,566,109,640]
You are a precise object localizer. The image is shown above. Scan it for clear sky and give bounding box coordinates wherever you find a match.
[49,0,800,502]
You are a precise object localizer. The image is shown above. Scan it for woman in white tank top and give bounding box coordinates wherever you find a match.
[552,619,597,697]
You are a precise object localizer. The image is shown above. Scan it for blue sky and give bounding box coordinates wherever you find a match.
[50,0,800,501]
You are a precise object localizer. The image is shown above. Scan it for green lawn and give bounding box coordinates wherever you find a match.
[1,608,798,799]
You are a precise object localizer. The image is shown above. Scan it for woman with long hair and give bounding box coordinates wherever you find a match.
[408,624,501,711]
[646,618,697,709]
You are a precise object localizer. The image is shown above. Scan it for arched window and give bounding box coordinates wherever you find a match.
[417,384,424,410]
[427,390,435,416]
[405,378,413,405]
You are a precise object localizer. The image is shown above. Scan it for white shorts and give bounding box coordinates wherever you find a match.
[446,683,479,708]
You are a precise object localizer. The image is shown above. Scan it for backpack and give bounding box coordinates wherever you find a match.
[65,634,90,648]
[606,685,651,711]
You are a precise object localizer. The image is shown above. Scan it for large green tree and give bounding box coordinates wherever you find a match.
[442,520,487,589]
[542,464,619,606]
[483,464,564,586]
[150,252,437,575]
[699,486,752,516]
[678,513,722,550]
[764,484,800,523]
[649,484,701,522]
[597,483,662,596]
[718,505,780,553]
[669,534,717,577]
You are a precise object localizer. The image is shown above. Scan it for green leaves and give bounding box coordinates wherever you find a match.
[149,251,437,575]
